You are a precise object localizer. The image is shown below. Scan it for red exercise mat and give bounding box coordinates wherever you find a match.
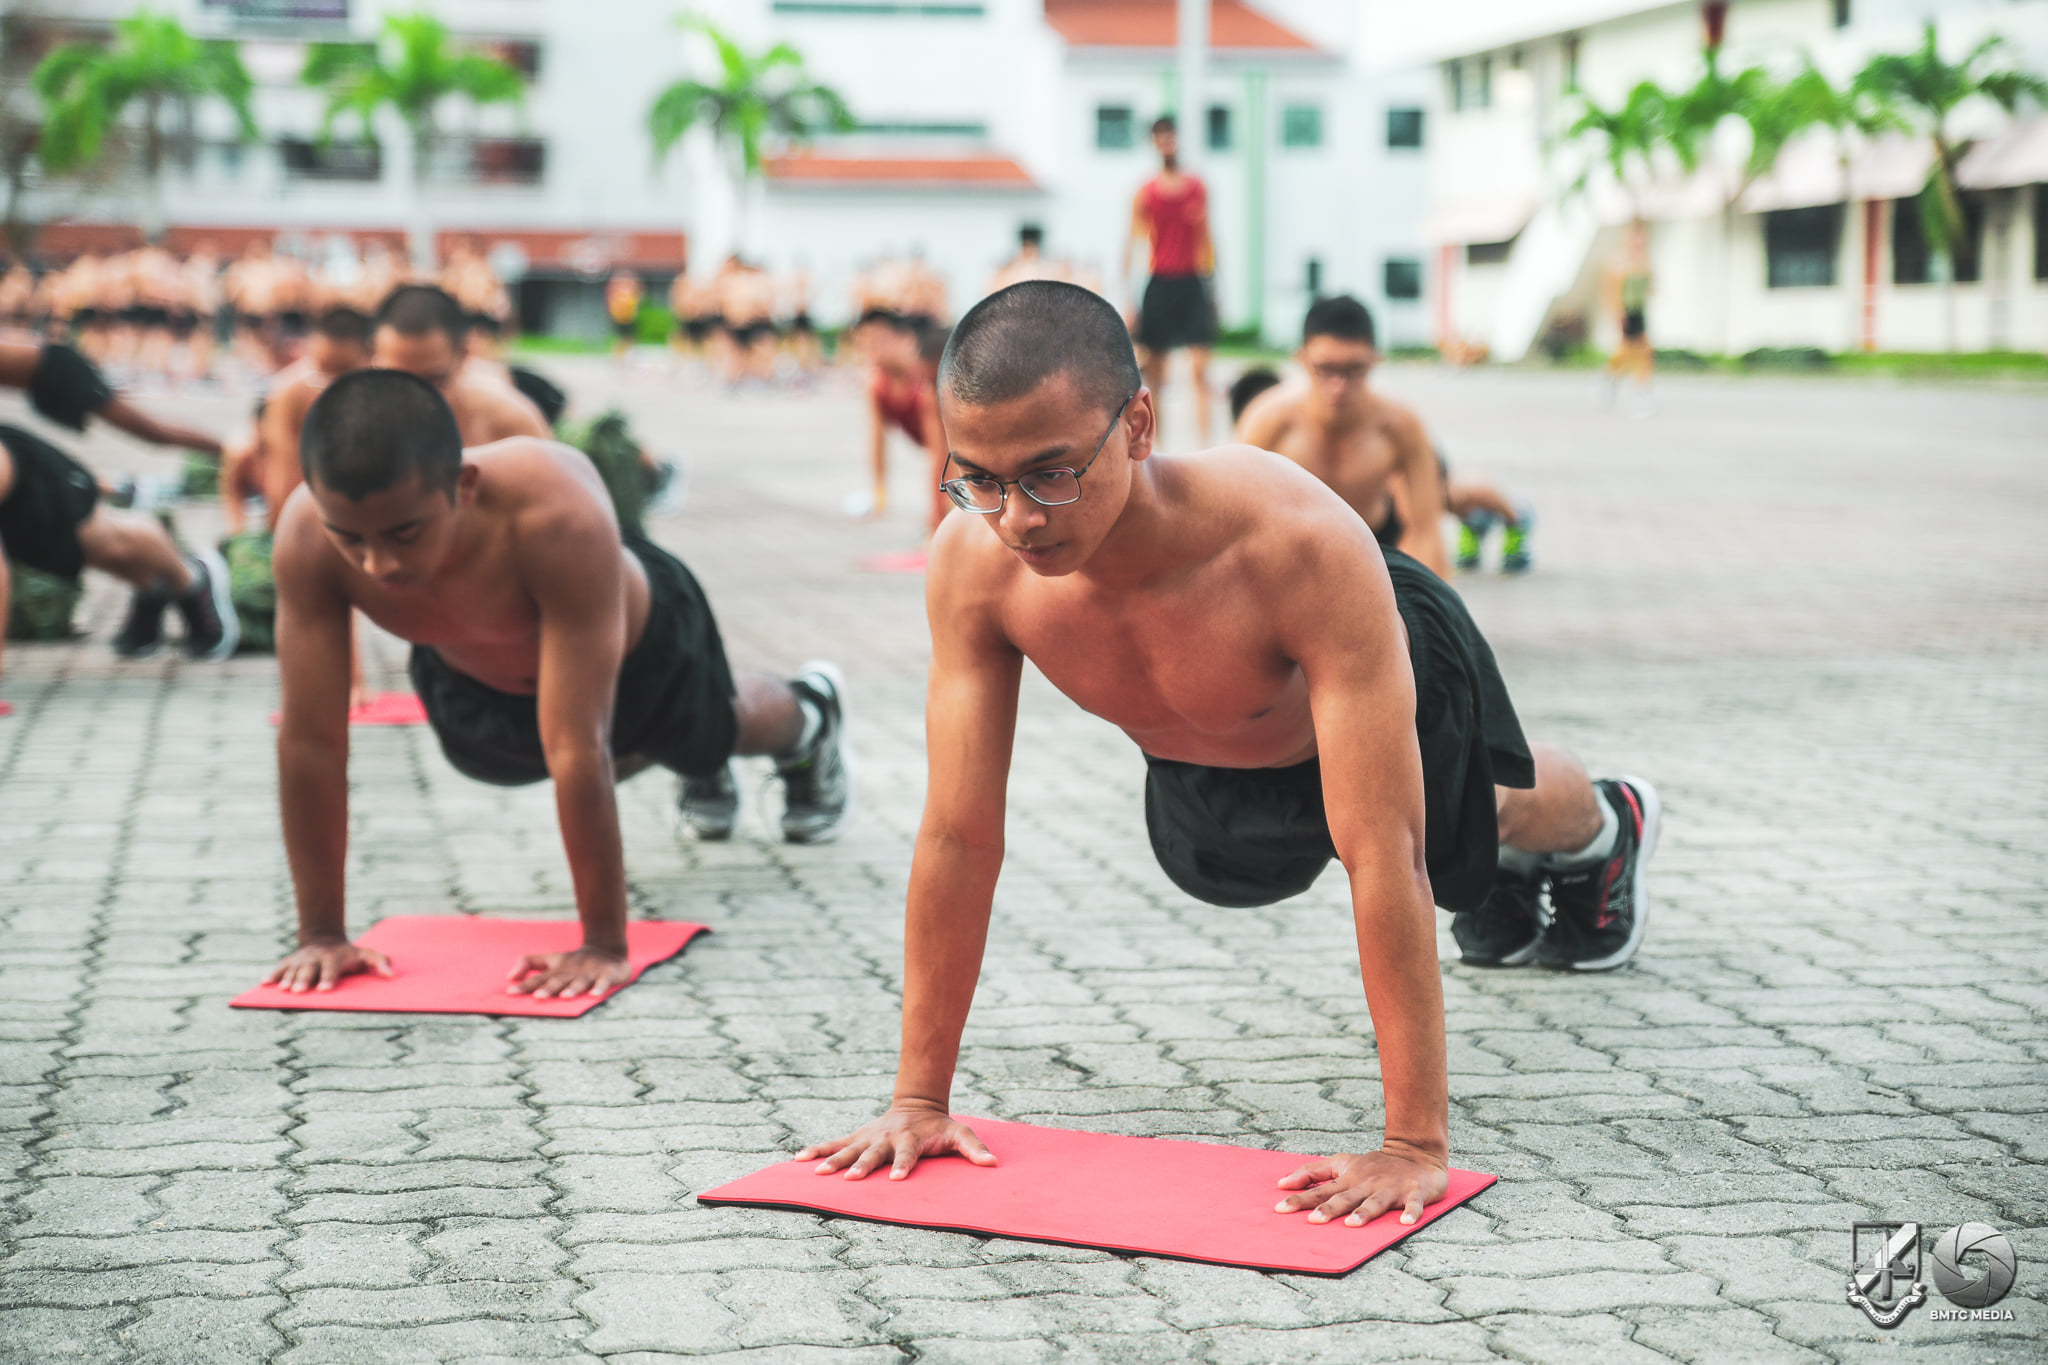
[0,700,12,717]
[230,916,708,1017]
[698,1117,1495,1275]
[269,691,428,727]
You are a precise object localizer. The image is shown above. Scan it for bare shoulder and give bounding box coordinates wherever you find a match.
[272,488,344,598]
[480,438,621,563]
[1234,380,1306,447]
[1176,445,1384,582]
[1368,389,1431,446]
[925,511,1023,648]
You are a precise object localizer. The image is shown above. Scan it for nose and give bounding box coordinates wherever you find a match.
[998,491,1048,539]
[363,547,400,580]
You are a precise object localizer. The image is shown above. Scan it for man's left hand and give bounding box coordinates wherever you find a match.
[1274,1141,1449,1227]
[507,946,632,999]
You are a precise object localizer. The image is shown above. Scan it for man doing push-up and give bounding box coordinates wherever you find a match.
[261,370,850,999]
[803,282,1657,1227]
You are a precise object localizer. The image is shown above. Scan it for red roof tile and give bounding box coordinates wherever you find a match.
[764,153,1039,189]
[1043,0,1316,52]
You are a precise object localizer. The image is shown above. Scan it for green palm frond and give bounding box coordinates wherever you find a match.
[653,13,854,179]
[32,8,260,174]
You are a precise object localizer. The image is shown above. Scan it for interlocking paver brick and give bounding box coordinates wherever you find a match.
[3,364,2044,1362]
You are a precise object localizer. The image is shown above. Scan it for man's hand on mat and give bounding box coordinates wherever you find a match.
[506,946,632,999]
[797,1102,999,1181]
[1273,1143,1450,1227]
[263,939,395,993]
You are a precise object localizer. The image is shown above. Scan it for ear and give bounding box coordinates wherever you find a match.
[1125,388,1159,464]
[454,460,482,504]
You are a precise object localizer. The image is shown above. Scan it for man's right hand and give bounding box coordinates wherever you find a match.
[262,938,394,993]
[797,1101,998,1181]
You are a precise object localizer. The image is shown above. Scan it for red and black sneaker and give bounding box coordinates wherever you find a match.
[1537,777,1660,972]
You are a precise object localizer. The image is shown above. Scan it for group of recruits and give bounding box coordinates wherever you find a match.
[9,234,516,385]
[9,276,1652,1227]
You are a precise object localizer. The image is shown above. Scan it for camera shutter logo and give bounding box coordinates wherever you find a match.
[1848,1221,1927,1328]
[1930,1223,2016,1309]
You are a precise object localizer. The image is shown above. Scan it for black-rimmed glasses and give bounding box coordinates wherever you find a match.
[940,392,1134,514]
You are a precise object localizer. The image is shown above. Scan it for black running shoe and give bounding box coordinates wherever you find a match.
[1537,777,1660,971]
[111,586,170,659]
[680,761,740,841]
[776,662,851,844]
[1452,862,1545,966]
[174,547,240,662]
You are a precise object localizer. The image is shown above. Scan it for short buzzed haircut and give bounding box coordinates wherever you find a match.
[941,280,1139,419]
[315,305,373,347]
[1303,294,1376,348]
[1228,366,1282,423]
[1151,115,1176,137]
[376,284,468,346]
[301,368,463,501]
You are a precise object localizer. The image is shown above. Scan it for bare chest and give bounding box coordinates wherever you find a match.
[1272,422,1400,516]
[1006,577,1313,766]
[355,569,543,694]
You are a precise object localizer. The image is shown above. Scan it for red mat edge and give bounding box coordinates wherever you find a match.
[696,1159,1497,1277]
[227,921,712,1017]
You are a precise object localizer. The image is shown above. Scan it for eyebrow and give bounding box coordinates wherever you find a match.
[948,445,1074,477]
[324,519,424,537]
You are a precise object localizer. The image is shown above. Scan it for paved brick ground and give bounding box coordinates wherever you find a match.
[1,356,2044,1363]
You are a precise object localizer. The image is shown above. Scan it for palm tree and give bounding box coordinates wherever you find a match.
[1662,51,1777,352]
[647,15,853,260]
[1562,80,1673,228]
[305,12,526,270]
[33,10,257,240]
[1855,23,2048,347]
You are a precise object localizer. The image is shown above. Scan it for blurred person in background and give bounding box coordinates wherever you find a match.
[1125,114,1217,445]
[1604,222,1655,415]
[605,268,643,365]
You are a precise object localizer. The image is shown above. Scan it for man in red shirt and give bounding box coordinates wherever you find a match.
[1124,114,1217,443]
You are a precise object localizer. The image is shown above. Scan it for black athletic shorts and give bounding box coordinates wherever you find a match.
[1621,308,1647,340]
[1143,551,1535,913]
[612,318,638,342]
[0,424,100,582]
[1371,498,1403,549]
[409,537,739,787]
[28,344,114,432]
[1138,274,1216,353]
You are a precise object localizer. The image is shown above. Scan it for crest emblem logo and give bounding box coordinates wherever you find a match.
[1849,1222,1928,1327]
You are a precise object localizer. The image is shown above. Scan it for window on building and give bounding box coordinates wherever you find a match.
[472,38,541,80]
[1207,105,1232,151]
[279,136,381,181]
[2035,185,2047,281]
[1280,104,1323,149]
[1563,34,1581,92]
[1096,105,1135,150]
[1452,55,1497,111]
[1765,204,1842,287]
[1892,193,1985,284]
[1305,257,1322,296]
[1384,257,1422,300]
[1386,107,1424,149]
[1466,239,1514,266]
[1831,0,1852,28]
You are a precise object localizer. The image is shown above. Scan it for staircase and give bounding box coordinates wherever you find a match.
[1486,198,1599,362]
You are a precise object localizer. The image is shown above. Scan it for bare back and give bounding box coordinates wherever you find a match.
[275,438,649,696]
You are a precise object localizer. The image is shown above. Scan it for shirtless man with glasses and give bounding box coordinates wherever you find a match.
[800,281,1658,1227]
[1235,295,1451,577]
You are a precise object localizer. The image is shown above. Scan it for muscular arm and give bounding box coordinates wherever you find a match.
[260,384,314,520]
[272,501,356,952]
[1273,507,1450,1221]
[1234,389,1293,449]
[98,395,224,459]
[1388,409,1451,579]
[801,529,1021,1177]
[523,489,632,968]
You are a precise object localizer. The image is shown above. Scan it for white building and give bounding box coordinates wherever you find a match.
[14,0,1441,345]
[1375,0,2048,357]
